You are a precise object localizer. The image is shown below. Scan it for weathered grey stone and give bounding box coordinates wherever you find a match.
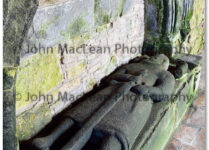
[21,0,94,57]
[3,87,16,150]
[94,0,126,26]
[3,0,38,66]
[29,55,176,150]
[143,0,196,56]
[16,103,52,141]
[16,0,145,133]
[3,0,38,149]
[147,4,159,33]
[21,54,201,150]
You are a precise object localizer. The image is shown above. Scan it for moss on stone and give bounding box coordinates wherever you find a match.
[60,16,89,42]
[16,103,52,141]
[148,0,164,33]
[110,56,117,64]
[118,0,126,17]
[142,107,176,150]
[68,60,87,78]
[3,68,17,90]
[16,52,63,110]
[88,78,97,89]
[39,16,60,38]
[69,17,87,38]
[180,9,193,40]
[72,33,91,48]
[39,0,66,7]
[96,24,108,33]
[149,0,160,7]
[188,22,205,54]
[4,68,17,78]
[105,56,118,75]
[39,21,52,38]
[94,0,111,26]
[176,0,205,54]
[142,36,172,57]
[146,0,205,55]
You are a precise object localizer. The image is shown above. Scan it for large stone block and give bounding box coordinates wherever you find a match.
[16,0,145,142]
[16,52,63,115]
[16,103,52,141]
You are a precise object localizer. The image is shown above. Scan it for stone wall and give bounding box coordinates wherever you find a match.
[14,0,205,144]
[180,0,205,54]
[16,0,145,141]
[3,0,39,149]
[143,0,205,56]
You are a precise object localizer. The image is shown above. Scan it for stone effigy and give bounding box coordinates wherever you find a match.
[107,54,175,102]
[31,54,176,150]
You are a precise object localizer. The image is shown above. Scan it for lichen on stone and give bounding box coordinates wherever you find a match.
[16,52,63,111]
[39,0,67,7]
[16,103,52,141]
[4,67,17,78]
[68,60,87,79]
[118,0,126,17]
[105,56,118,75]
[183,0,205,54]
[39,15,60,38]
[94,0,111,26]
[88,78,97,89]
[69,17,88,39]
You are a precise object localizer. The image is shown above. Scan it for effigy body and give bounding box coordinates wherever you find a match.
[31,54,181,150]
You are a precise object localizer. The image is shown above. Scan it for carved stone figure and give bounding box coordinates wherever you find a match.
[173,59,188,78]
[31,54,175,150]
[108,54,175,102]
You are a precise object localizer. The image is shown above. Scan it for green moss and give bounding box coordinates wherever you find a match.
[118,0,126,16]
[189,0,205,54]
[4,68,17,78]
[149,0,160,7]
[180,10,193,40]
[88,78,97,89]
[69,60,87,78]
[94,0,111,26]
[17,140,19,150]
[40,16,60,38]
[60,17,88,41]
[142,36,172,57]
[143,107,176,150]
[105,56,118,75]
[40,22,51,37]
[3,68,17,90]
[176,0,205,54]
[110,56,117,64]
[72,33,91,47]
[187,75,195,103]
[16,104,52,141]
[69,17,87,38]
[39,0,66,6]
[96,24,108,32]
[16,52,63,110]
[148,0,164,32]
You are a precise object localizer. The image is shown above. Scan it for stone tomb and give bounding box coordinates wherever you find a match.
[20,54,202,150]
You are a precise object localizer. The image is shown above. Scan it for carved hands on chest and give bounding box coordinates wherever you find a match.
[108,54,175,102]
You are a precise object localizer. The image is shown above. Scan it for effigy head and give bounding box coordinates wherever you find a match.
[130,55,150,63]
[149,54,169,70]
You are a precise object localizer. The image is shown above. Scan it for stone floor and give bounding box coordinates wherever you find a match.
[166,94,206,150]
[166,52,206,150]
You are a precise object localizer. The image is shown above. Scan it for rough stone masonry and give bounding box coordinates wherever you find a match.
[15,0,145,141]
[3,0,205,149]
